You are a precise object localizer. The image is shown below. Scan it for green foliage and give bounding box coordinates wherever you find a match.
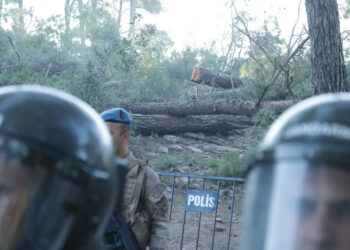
[291,80,314,101]
[180,151,206,167]
[0,2,322,191]
[34,15,65,43]
[139,0,162,14]
[150,150,245,180]
[0,0,326,120]
[225,107,277,179]
[0,66,38,83]
[163,46,198,82]
[218,152,245,178]
[203,152,245,186]
[208,158,221,168]
[197,48,227,72]
[343,0,350,18]
[151,151,206,172]
[64,62,114,112]
[151,154,175,172]
[288,49,314,100]
[245,107,276,151]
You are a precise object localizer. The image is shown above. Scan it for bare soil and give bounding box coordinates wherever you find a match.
[130,133,247,249]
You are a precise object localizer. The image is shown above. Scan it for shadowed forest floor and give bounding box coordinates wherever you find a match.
[130,133,247,249]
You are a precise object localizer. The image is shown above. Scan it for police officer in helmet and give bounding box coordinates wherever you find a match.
[0,85,120,250]
[240,93,350,250]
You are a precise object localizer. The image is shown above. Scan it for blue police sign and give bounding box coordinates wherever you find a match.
[185,190,218,214]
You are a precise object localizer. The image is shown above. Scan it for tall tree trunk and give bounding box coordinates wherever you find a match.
[129,0,136,34]
[116,0,123,35]
[91,0,97,10]
[305,0,348,93]
[89,0,98,48]
[77,0,86,47]
[0,0,3,27]
[130,0,136,23]
[64,0,73,48]
[17,0,24,36]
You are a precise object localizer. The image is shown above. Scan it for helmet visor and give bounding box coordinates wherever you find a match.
[241,160,350,250]
[0,153,83,250]
[0,156,32,250]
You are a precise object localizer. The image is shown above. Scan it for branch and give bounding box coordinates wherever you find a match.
[281,65,296,100]
[286,76,295,100]
[342,30,350,41]
[270,57,277,81]
[231,1,275,65]
[45,63,52,78]
[231,23,275,66]
[5,34,21,62]
[255,35,309,107]
[286,0,303,55]
[69,0,76,12]
[249,52,268,79]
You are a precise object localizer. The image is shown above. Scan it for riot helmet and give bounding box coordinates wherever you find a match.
[241,93,350,250]
[0,85,117,250]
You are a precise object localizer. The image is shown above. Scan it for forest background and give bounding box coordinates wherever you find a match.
[1,0,350,176]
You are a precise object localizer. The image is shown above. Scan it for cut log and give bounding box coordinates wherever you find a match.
[191,67,243,89]
[132,114,252,135]
[121,100,293,117]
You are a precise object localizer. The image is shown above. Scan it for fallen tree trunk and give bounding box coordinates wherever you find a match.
[121,100,293,117]
[191,67,243,89]
[132,114,252,135]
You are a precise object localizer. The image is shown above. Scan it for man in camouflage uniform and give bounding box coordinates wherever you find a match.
[101,108,170,250]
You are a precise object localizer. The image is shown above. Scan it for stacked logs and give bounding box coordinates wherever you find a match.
[120,100,292,135]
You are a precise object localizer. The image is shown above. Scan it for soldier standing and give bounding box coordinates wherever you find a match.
[0,85,120,250]
[101,108,170,250]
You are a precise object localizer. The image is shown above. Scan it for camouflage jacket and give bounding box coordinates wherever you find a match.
[121,152,170,250]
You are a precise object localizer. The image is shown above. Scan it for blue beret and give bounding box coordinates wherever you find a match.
[100,108,133,124]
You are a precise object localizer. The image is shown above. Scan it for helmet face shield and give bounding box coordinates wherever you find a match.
[241,161,350,250]
[0,85,118,250]
[0,156,32,250]
[0,152,88,250]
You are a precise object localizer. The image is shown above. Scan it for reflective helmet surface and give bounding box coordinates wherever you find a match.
[241,93,350,250]
[0,85,117,250]
[101,108,133,124]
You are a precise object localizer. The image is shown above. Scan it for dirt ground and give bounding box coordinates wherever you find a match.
[130,134,247,249]
[167,184,245,250]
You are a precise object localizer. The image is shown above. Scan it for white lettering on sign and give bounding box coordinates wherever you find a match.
[187,194,216,208]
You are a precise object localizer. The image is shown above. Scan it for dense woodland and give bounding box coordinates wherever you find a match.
[1,2,350,247]
[1,0,350,170]
[1,0,348,107]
